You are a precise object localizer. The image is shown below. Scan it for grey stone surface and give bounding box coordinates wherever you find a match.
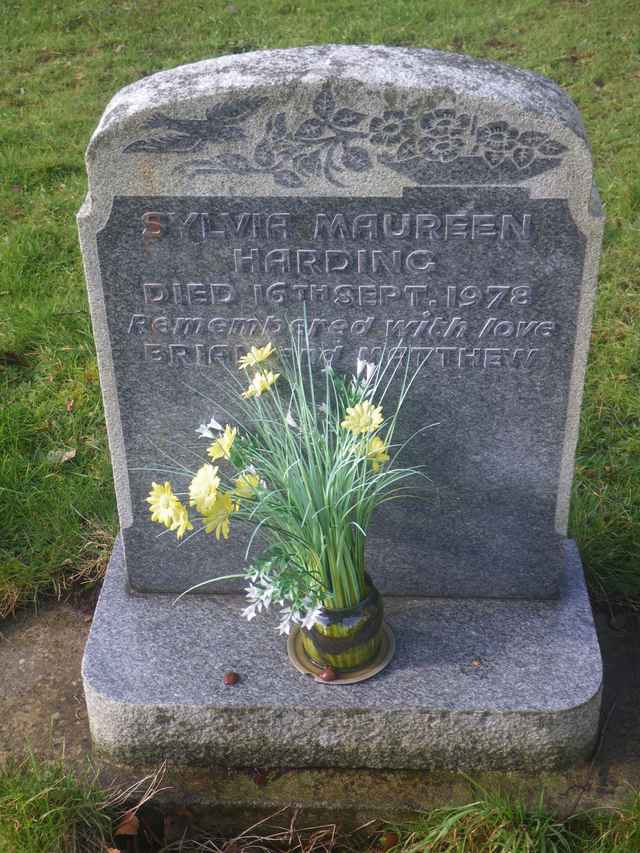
[78,46,603,598]
[83,534,602,770]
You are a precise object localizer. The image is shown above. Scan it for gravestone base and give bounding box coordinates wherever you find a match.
[83,535,602,771]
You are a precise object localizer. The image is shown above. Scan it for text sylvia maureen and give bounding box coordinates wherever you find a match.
[141,211,533,243]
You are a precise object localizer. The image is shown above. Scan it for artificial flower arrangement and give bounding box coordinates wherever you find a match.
[146,332,427,682]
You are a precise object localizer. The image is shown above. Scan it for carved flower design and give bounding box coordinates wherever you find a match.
[369,111,415,146]
[476,122,568,168]
[417,135,465,163]
[132,85,569,185]
[420,109,470,138]
[477,121,520,153]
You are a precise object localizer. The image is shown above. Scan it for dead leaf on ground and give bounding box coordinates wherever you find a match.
[0,351,28,367]
[47,447,77,464]
[115,809,140,836]
[66,398,74,413]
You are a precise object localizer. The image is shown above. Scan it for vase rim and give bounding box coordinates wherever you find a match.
[318,572,379,619]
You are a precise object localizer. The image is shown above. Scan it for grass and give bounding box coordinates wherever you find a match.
[0,755,114,853]
[1,755,640,852]
[387,788,640,852]
[0,0,639,613]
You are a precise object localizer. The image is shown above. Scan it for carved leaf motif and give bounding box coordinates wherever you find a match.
[273,112,288,139]
[518,131,548,148]
[205,97,266,122]
[512,146,536,169]
[331,108,366,128]
[254,139,276,168]
[213,153,254,173]
[216,125,246,141]
[342,145,371,172]
[123,135,202,153]
[272,169,304,188]
[295,118,326,140]
[537,139,568,157]
[396,139,418,161]
[144,113,176,129]
[313,84,336,120]
[483,150,505,168]
[293,149,323,177]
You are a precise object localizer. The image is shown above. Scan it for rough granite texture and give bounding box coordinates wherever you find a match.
[83,534,602,770]
[78,46,603,598]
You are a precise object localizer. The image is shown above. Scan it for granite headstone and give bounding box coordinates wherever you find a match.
[79,46,603,600]
[80,46,604,774]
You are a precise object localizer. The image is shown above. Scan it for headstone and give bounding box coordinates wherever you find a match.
[79,46,602,600]
[80,47,603,771]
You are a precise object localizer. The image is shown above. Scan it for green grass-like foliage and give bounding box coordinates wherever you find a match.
[149,336,427,631]
[0,755,113,853]
[391,794,575,852]
[1,0,639,614]
[389,789,640,853]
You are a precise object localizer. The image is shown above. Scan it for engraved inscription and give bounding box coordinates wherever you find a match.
[99,190,576,384]
[124,196,557,371]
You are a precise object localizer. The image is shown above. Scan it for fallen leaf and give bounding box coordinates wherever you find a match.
[0,351,28,367]
[66,398,74,413]
[115,809,139,836]
[47,448,77,464]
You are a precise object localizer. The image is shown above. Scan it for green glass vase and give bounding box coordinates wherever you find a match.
[300,574,384,674]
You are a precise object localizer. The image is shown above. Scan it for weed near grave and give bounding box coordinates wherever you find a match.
[0,755,114,853]
[2,753,640,852]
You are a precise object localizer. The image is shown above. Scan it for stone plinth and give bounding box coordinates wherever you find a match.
[83,535,601,770]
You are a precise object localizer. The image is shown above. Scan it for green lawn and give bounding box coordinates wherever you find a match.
[1,0,639,613]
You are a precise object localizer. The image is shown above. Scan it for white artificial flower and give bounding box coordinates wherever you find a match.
[242,603,258,621]
[277,608,295,635]
[195,416,223,439]
[245,584,261,602]
[286,409,298,428]
[356,358,377,383]
[301,606,322,630]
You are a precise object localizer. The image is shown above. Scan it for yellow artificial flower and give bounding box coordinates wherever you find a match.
[171,502,194,540]
[146,481,180,528]
[189,463,221,514]
[233,470,261,499]
[203,492,235,540]
[146,481,193,539]
[365,436,390,472]
[242,370,280,399]
[341,400,384,434]
[207,425,237,461]
[238,342,275,370]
